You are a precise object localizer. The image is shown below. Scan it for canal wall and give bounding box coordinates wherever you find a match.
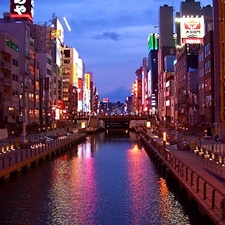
[0,133,86,183]
[137,129,225,225]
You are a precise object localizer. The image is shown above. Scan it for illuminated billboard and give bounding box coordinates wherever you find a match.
[51,29,61,40]
[10,0,34,21]
[103,98,109,103]
[148,33,159,52]
[180,16,205,44]
[72,48,79,86]
[55,19,64,67]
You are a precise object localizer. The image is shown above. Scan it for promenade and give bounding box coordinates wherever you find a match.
[140,129,225,225]
[0,131,86,181]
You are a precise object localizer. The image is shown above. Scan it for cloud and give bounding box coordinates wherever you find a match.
[93,31,122,41]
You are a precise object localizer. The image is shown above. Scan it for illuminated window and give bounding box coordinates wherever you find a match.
[5,38,19,52]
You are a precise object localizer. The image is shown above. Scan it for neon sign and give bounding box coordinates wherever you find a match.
[10,0,34,21]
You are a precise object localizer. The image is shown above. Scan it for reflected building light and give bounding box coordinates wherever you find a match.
[77,145,83,158]
[85,143,92,158]
[130,144,139,153]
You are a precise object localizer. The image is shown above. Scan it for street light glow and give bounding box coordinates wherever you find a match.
[63,17,71,31]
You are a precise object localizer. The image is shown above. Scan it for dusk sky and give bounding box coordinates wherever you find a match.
[0,0,212,101]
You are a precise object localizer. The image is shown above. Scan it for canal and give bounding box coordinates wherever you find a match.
[0,131,204,225]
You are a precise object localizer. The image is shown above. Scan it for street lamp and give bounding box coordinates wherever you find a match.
[163,132,166,147]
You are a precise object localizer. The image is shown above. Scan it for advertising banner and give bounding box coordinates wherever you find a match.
[180,16,205,44]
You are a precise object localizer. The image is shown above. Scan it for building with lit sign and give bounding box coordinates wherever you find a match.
[158,4,175,121]
[83,72,92,113]
[62,47,80,119]
[0,13,39,125]
[0,31,21,127]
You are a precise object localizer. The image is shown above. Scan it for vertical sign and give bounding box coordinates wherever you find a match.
[10,0,34,21]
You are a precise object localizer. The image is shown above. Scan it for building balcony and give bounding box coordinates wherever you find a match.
[0,61,11,71]
[0,48,11,56]
[3,77,12,86]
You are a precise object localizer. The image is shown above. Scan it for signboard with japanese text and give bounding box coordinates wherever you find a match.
[180,16,205,44]
[10,0,34,21]
[103,98,109,103]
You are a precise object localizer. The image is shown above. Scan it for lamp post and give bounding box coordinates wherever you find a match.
[163,131,166,147]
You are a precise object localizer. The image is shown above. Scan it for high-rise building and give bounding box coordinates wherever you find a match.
[158,4,175,121]
[0,13,38,125]
[62,47,79,119]
[0,31,21,128]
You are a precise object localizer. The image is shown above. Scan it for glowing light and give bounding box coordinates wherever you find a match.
[163,132,166,142]
[146,121,151,128]
[63,17,71,31]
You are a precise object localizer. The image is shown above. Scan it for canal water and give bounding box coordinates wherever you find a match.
[0,131,203,225]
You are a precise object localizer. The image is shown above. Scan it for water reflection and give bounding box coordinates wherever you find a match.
[126,132,191,225]
[0,131,196,225]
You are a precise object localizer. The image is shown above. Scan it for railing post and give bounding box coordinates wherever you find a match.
[186,167,188,181]
[203,182,207,200]
[221,198,225,220]
[212,189,215,209]
[196,176,199,193]
[191,171,194,186]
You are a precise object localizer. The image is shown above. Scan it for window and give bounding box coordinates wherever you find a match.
[204,60,211,74]
[13,59,19,67]
[5,38,19,52]
[64,60,70,64]
[47,69,51,75]
[63,68,70,75]
[205,78,211,91]
[47,58,52,65]
[63,88,69,92]
[64,50,70,57]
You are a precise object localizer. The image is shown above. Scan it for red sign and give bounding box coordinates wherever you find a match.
[78,78,83,101]
[182,38,203,44]
[103,98,109,103]
[10,0,34,21]
[180,17,205,45]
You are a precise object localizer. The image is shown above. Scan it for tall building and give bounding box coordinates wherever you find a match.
[180,0,201,16]
[0,13,38,125]
[0,31,21,127]
[31,15,64,123]
[212,0,225,139]
[198,31,214,128]
[174,44,200,125]
[158,4,175,121]
[134,68,142,114]
[62,47,79,119]
[147,33,159,115]
[172,0,212,127]
[36,53,55,124]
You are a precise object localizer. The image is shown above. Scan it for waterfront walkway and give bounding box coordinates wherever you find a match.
[141,130,225,225]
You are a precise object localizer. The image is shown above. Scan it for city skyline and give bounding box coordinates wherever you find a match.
[0,0,212,102]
